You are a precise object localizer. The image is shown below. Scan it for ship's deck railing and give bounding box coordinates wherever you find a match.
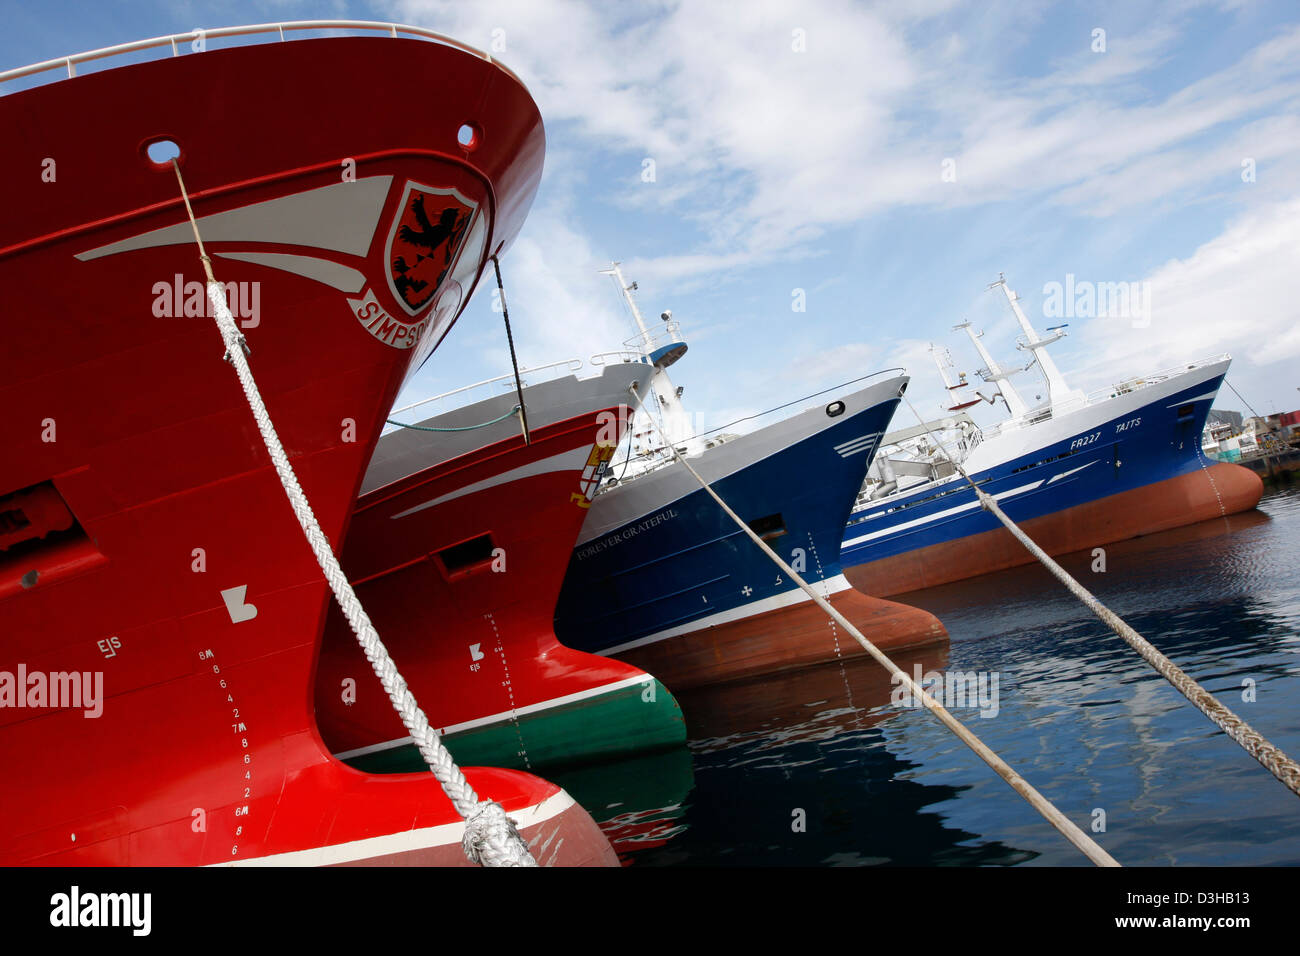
[692,367,909,445]
[859,417,978,496]
[590,350,650,367]
[980,352,1231,441]
[601,367,908,493]
[622,319,685,357]
[389,357,584,425]
[0,20,520,91]
[856,351,1228,502]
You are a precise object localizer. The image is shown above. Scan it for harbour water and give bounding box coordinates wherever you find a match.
[554,484,1300,866]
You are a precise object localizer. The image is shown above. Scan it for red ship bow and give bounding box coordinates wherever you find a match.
[0,28,613,866]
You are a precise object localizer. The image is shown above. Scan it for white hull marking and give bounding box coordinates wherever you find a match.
[601,574,855,655]
[220,789,575,867]
[390,446,592,518]
[843,479,1045,548]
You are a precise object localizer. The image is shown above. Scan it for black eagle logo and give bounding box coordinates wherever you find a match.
[391,194,470,308]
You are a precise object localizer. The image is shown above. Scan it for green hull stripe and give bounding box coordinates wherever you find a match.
[346,678,686,773]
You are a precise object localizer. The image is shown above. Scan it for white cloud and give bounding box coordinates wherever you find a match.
[384,0,1300,281]
[381,0,1300,415]
[1072,196,1300,401]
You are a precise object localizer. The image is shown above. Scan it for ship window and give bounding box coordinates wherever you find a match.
[457,124,481,150]
[748,513,787,542]
[434,533,496,575]
[1011,447,1080,475]
[144,138,181,165]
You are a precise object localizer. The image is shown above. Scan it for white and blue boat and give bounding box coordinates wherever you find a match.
[553,265,946,688]
[839,275,1263,597]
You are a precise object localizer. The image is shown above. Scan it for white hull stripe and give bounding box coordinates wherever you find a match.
[219,789,575,867]
[77,176,393,261]
[834,432,882,455]
[1167,390,1219,407]
[836,439,881,459]
[390,446,591,518]
[1046,460,1099,484]
[843,478,1045,548]
[333,673,654,761]
[601,574,854,655]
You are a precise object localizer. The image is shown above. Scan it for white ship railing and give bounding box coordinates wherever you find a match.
[980,352,1230,441]
[855,352,1230,509]
[601,367,909,492]
[692,367,908,444]
[0,20,520,90]
[389,358,584,425]
[590,350,649,367]
[622,320,685,357]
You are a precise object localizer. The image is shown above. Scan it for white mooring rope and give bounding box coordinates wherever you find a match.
[626,383,1120,867]
[898,394,1300,799]
[172,161,535,866]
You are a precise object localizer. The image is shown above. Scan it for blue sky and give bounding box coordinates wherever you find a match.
[6,0,1298,431]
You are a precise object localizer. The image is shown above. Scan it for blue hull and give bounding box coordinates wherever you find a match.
[841,372,1226,570]
[554,396,902,655]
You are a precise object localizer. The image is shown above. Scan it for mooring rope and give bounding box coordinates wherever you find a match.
[171,160,536,866]
[898,393,1300,799]
[387,404,521,432]
[624,383,1120,867]
[1224,378,1263,422]
[492,255,531,445]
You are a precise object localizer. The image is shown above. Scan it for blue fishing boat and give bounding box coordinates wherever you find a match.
[553,265,946,688]
[839,275,1264,596]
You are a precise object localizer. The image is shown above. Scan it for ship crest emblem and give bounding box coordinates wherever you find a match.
[570,442,617,508]
[385,182,478,317]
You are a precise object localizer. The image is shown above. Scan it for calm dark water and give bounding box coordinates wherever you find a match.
[554,484,1300,866]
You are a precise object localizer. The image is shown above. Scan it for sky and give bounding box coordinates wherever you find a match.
[5,0,1298,433]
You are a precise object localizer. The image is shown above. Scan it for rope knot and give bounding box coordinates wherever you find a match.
[462,801,536,867]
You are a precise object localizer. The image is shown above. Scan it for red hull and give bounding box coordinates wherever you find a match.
[315,397,685,768]
[0,31,614,866]
[618,587,948,690]
[845,461,1265,597]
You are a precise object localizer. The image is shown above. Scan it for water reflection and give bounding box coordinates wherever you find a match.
[561,646,1038,866]
[560,489,1300,866]
[550,747,695,866]
[875,488,1300,866]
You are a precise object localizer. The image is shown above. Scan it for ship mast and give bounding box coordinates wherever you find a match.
[989,273,1079,409]
[930,342,980,412]
[605,261,653,343]
[600,262,697,453]
[954,320,1030,419]
[930,343,960,390]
